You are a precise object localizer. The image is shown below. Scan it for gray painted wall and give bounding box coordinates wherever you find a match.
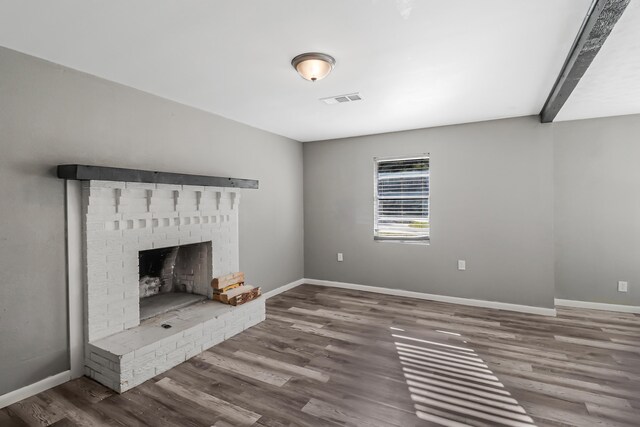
[554,114,640,306]
[304,116,556,309]
[0,47,304,395]
[2,44,638,398]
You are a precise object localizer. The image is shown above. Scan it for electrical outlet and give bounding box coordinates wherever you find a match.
[618,281,628,292]
[337,253,344,262]
[458,260,466,271]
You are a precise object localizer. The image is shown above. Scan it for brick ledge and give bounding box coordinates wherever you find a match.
[85,298,265,392]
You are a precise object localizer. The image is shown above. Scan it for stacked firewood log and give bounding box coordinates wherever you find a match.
[211,272,261,306]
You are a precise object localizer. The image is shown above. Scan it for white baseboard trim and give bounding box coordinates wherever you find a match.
[0,370,71,409]
[263,278,305,299]
[305,278,557,316]
[555,298,640,314]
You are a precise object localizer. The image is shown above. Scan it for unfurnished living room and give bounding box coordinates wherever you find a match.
[1,1,639,426]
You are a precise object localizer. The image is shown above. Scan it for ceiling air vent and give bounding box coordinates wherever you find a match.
[320,93,363,105]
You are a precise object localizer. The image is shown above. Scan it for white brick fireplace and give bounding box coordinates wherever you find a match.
[78,179,265,392]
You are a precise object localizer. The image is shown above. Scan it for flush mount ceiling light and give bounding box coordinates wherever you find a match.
[291,52,336,82]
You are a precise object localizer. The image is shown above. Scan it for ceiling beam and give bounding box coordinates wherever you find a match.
[540,0,630,123]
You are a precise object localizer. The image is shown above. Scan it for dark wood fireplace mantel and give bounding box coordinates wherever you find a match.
[57,164,258,189]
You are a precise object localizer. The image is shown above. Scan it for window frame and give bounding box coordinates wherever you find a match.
[373,154,430,244]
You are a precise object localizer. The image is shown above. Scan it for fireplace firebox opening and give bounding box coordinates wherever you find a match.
[138,241,212,321]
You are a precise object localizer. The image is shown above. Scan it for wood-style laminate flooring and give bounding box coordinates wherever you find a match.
[2,284,639,426]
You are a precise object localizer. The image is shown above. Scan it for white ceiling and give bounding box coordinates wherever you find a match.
[0,0,592,141]
[556,0,640,122]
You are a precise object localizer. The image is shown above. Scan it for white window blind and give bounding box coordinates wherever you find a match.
[374,155,429,242]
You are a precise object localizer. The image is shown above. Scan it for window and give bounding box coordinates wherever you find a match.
[374,155,430,242]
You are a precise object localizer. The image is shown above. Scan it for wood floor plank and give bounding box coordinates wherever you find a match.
[301,397,394,427]
[1,284,638,426]
[0,408,30,427]
[4,395,66,426]
[555,335,640,354]
[196,352,292,386]
[38,389,118,427]
[155,377,261,426]
[233,350,330,383]
[58,377,114,404]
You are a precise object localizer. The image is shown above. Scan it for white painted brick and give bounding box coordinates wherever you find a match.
[176,333,201,349]
[161,237,180,247]
[163,228,181,238]
[156,183,182,191]
[92,180,127,189]
[226,315,246,329]
[194,333,213,349]
[105,253,124,263]
[90,352,111,367]
[123,304,139,319]
[117,204,148,214]
[138,237,154,250]
[133,364,156,379]
[134,341,162,358]
[131,351,158,370]
[121,301,139,314]
[245,317,261,329]
[150,188,174,198]
[121,212,153,221]
[150,232,168,242]
[119,352,135,364]
[85,358,104,373]
[202,317,222,331]
[125,182,156,190]
[97,366,124,383]
[201,334,225,351]
[86,230,124,243]
[88,321,108,335]
[104,244,124,256]
[87,202,117,213]
[156,341,178,357]
[119,188,148,198]
[124,319,138,329]
[182,185,205,192]
[152,211,179,219]
[85,221,107,232]
[106,319,126,330]
[88,186,118,198]
[88,285,108,299]
[92,371,116,391]
[92,291,125,306]
[123,289,139,301]
[118,369,134,382]
[185,344,203,360]
[87,303,109,320]
[176,206,197,214]
[166,347,187,362]
[178,339,196,354]
[155,353,184,374]
[107,298,127,316]
[224,325,244,340]
[178,211,200,218]
[182,324,204,337]
[87,205,118,215]
[86,239,107,252]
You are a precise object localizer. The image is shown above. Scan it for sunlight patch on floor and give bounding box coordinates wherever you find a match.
[391,327,536,427]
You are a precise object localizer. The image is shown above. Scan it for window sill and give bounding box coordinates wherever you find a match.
[374,238,430,246]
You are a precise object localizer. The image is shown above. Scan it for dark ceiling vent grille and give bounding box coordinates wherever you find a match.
[321,93,363,105]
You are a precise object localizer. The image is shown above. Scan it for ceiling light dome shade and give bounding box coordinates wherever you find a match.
[291,52,336,82]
